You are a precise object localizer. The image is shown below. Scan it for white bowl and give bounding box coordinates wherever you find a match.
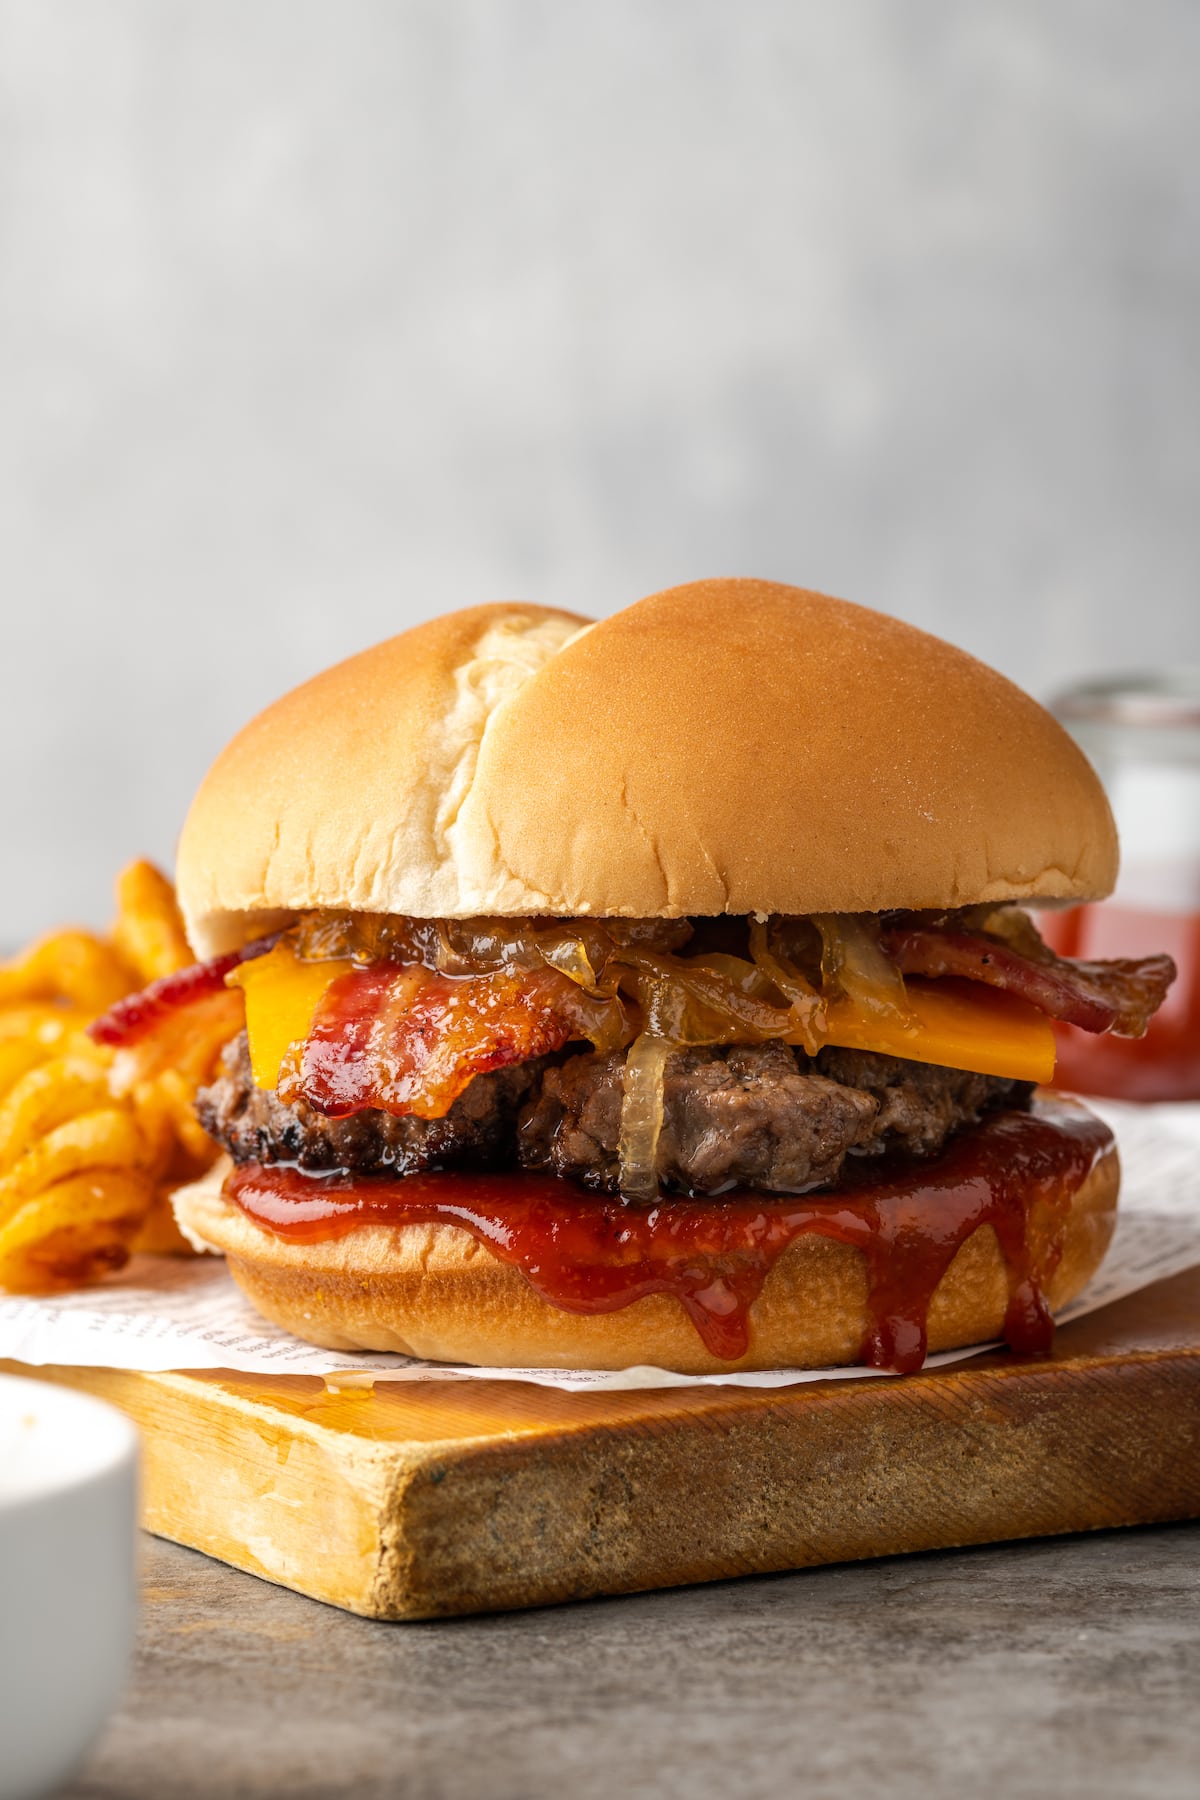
[0,1374,138,1800]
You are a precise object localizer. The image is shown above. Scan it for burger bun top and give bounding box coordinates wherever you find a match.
[177,579,1117,956]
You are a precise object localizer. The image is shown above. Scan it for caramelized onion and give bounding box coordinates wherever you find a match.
[614,953,783,1043]
[748,919,825,1053]
[290,912,684,978]
[534,933,602,990]
[813,913,915,1028]
[975,905,1055,961]
[617,1033,671,1200]
[292,912,836,1067]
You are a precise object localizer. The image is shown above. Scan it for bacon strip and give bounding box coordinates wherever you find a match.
[87,934,279,1048]
[286,961,627,1120]
[881,925,1175,1037]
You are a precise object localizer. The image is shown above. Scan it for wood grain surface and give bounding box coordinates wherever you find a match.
[8,1267,1200,1620]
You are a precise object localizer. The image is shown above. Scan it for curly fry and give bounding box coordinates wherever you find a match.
[0,1172,157,1290]
[136,1068,222,1169]
[113,860,193,986]
[129,1201,194,1256]
[0,1038,61,1099]
[0,860,235,1292]
[0,930,136,1014]
[0,1058,116,1167]
[0,1110,150,1212]
[0,1003,95,1050]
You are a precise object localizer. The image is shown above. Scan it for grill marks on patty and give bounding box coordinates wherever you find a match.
[197,1031,1031,1197]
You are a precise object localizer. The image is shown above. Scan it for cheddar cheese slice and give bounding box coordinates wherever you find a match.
[227,942,354,1090]
[823,977,1055,1085]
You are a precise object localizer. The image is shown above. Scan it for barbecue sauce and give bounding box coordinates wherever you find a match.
[225,1099,1112,1372]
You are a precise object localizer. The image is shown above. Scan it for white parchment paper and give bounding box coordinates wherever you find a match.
[1,1098,1197,1390]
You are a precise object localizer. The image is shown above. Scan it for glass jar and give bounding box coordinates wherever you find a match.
[1039,671,1200,1101]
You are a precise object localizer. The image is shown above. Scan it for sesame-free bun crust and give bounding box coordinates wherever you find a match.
[177,580,1117,956]
[173,1117,1118,1374]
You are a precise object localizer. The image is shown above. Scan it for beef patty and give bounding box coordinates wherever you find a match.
[196,1032,1030,1196]
[195,1032,549,1178]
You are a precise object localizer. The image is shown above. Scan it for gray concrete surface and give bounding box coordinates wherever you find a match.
[66,1524,1200,1799]
[3,2,1200,946]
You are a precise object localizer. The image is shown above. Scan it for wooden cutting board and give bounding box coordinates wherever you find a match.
[7,1267,1200,1620]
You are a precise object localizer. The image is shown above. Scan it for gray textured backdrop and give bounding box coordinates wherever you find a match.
[2,1,1198,947]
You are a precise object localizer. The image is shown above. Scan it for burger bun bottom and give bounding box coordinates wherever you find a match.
[174,1111,1118,1374]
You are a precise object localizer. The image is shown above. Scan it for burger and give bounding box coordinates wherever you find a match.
[91,580,1175,1374]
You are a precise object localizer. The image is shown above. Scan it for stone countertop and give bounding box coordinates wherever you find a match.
[66,1524,1199,1799]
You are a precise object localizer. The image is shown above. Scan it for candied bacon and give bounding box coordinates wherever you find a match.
[881,922,1175,1037]
[87,934,279,1049]
[282,960,628,1121]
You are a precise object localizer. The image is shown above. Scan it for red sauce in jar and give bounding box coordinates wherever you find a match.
[226,1098,1113,1372]
[1042,905,1200,1101]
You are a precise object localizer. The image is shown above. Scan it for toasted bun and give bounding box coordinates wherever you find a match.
[177,580,1117,955]
[173,1117,1118,1374]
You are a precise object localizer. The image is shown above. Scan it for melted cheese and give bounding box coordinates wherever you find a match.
[227,943,354,1089]
[823,977,1055,1084]
[231,947,1056,1096]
